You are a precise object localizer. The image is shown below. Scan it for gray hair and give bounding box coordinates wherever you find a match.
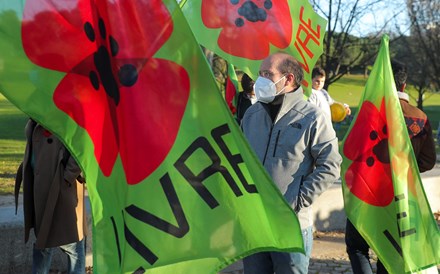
[278,53,304,88]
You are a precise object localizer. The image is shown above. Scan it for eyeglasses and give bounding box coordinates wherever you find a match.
[259,70,276,79]
[259,70,290,81]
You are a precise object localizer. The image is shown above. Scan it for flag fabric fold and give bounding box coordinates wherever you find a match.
[0,0,304,273]
[341,35,440,273]
[181,0,327,96]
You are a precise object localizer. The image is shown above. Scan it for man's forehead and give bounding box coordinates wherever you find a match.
[260,55,280,72]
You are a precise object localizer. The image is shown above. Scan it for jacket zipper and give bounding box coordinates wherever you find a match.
[262,125,274,165]
[272,130,281,157]
[294,175,305,213]
[262,95,285,165]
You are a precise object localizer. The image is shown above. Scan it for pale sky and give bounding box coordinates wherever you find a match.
[346,0,410,36]
[310,0,410,37]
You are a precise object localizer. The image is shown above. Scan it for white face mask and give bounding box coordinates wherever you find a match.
[254,76,286,103]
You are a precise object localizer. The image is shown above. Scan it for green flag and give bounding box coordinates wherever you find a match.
[341,35,440,273]
[181,0,326,96]
[225,62,239,115]
[0,0,303,273]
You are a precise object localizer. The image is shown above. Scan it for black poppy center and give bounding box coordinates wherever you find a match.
[372,138,390,164]
[365,126,390,168]
[84,18,139,105]
[231,0,272,27]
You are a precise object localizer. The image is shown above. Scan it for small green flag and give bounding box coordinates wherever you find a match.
[181,0,327,96]
[341,35,440,273]
[0,0,303,273]
[225,62,239,115]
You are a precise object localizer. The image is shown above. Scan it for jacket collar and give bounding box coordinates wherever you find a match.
[397,91,409,102]
[275,87,304,123]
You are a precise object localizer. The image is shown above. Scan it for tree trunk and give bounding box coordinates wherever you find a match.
[417,90,424,110]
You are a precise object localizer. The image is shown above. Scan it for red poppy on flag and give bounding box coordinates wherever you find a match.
[22,0,190,184]
[182,0,327,95]
[201,0,292,60]
[343,99,394,206]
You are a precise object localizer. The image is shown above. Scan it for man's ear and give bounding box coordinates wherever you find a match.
[286,73,295,87]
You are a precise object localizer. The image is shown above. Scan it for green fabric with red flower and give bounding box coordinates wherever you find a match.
[343,99,394,207]
[0,1,306,273]
[181,0,327,95]
[201,0,292,60]
[22,0,190,184]
[341,35,440,273]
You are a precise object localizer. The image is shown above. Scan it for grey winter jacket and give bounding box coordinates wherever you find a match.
[241,88,342,228]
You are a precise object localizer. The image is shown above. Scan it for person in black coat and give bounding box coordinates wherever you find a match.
[235,73,256,124]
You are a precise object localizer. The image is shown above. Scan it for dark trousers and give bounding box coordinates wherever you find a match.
[345,219,388,274]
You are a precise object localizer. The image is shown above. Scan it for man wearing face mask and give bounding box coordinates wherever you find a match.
[241,52,342,274]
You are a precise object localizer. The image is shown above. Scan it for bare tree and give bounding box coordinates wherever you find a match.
[309,0,406,90]
[392,35,437,110]
[407,0,440,109]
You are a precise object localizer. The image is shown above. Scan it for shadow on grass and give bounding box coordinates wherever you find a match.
[0,153,24,160]
[0,172,16,179]
[336,76,367,87]
[0,113,27,140]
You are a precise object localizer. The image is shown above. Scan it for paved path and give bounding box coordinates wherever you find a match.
[308,232,354,274]
[220,230,440,273]
[219,231,357,274]
[3,161,439,273]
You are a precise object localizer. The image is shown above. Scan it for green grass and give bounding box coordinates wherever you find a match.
[0,94,27,195]
[329,74,368,107]
[0,74,439,194]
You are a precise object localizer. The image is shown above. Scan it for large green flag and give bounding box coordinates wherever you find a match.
[0,0,304,273]
[180,0,326,96]
[341,35,440,273]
